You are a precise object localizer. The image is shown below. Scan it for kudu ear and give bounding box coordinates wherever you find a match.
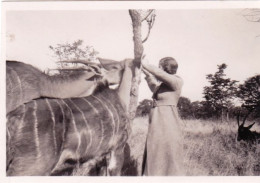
[247,122,255,129]
[97,57,124,71]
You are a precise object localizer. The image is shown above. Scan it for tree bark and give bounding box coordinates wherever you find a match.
[128,10,144,119]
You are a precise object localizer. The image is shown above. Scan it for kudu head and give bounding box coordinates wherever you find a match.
[237,111,256,141]
[97,57,125,85]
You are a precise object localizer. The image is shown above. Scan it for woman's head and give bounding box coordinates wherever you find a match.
[159,57,178,74]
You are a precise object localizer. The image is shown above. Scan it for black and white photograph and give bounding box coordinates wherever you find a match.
[1,1,260,182]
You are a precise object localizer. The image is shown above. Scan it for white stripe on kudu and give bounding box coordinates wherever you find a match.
[6,75,13,107]
[82,98,104,153]
[12,69,23,104]
[7,69,13,89]
[6,125,11,141]
[68,99,93,154]
[99,95,120,135]
[33,100,41,159]
[61,100,81,158]
[45,99,57,155]
[54,100,66,146]
[17,104,26,139]
[92,95,115,145]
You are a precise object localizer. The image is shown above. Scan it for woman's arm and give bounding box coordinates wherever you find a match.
[143,68,161,92]
[142,63,183,90]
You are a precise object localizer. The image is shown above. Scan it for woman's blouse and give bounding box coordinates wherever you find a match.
[143,63,183,106]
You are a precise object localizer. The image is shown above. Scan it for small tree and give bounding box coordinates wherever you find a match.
[49,40,99,75]
[229,106,249,120]
[177,97,193,119]
[237,75,260,119]
[203,63,238,122]
[191,101,217,120]
[136,99,153,117]
[190,101,201,119]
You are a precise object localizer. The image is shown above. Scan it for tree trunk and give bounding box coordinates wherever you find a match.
[221,108,224,123]
[226,109,229,122]
[128,10,144,119]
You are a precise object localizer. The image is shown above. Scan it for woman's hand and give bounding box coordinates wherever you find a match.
[141,58,152,77]
[142,67,150,76]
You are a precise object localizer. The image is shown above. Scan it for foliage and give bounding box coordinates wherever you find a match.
[237,75,260,118]
[136,97,217,120]
[228,106,248,120]
[49,40,99,62]
[135,96,255,121]
[136,99,153,117]
[49,40,99,75]
[203,63,238,120]
[191,101,217,120]
[177,97,193,119]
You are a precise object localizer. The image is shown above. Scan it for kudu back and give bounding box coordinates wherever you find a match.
[237,111,260,144]
[6,59,133,176]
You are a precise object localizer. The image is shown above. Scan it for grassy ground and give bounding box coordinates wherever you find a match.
[126,116,260,176]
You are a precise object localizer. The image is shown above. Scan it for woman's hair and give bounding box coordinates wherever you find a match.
[159,57,178,75]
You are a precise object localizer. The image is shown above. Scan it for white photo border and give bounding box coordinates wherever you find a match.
[1,1,260,183]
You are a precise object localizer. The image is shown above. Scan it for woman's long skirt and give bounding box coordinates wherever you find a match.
[143,105,185,176]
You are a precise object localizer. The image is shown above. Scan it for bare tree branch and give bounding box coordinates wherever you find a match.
[242,8,260,22]
[142,13,156,43]
[141,9,154,22]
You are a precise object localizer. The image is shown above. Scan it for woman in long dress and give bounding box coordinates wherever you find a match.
[142,57,185,176]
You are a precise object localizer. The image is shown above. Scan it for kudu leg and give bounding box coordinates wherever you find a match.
[50,150,77,176]
[107,146,125,176]
[94,156,108,176]
[106,129,129,176]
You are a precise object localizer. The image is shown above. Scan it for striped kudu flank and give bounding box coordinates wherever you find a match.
[7,59,133,176]
[6,60,105,114]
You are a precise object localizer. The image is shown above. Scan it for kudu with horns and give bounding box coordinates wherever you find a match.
[237,111,260,143]
[6,58,133,176]
[6,60,112,114]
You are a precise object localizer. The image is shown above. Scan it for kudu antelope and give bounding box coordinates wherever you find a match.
[6,58,133,176]
[6,60,108,114]
[237,111,260,143]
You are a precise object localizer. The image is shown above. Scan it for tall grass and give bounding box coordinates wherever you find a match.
[127,117,260,176]
[74,116,259,176]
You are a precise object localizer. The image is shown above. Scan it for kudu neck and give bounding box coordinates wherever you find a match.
[40,72,104,98]
[117,66,133,113]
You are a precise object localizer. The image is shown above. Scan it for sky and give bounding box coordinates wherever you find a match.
[5,8,260,102]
